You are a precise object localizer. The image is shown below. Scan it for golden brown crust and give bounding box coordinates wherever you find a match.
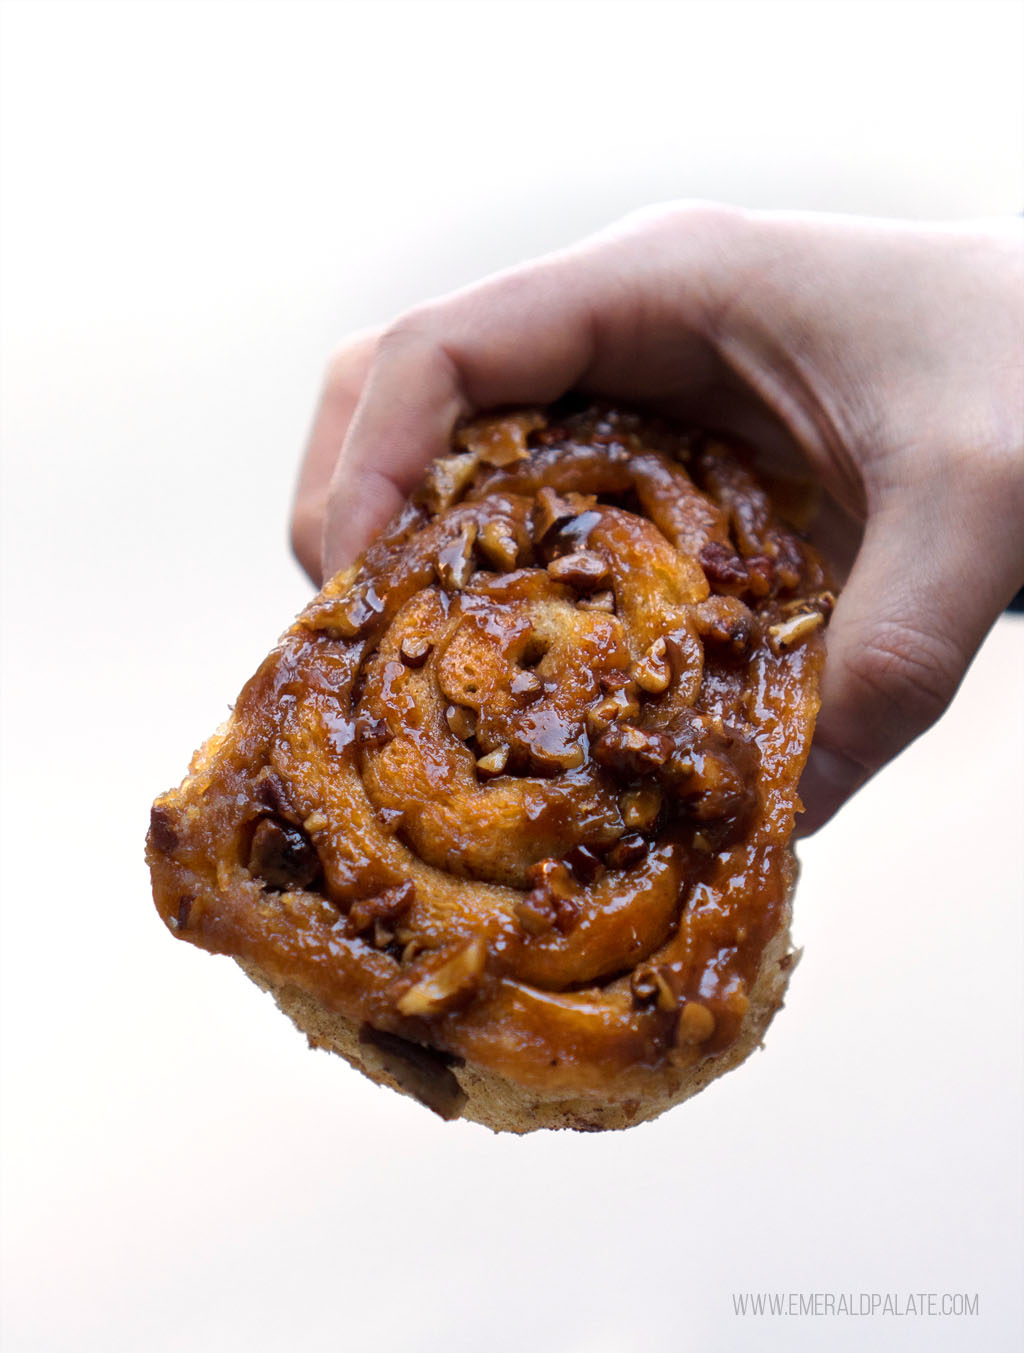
[147,404,830,1132]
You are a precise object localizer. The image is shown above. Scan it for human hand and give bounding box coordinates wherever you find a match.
[291,204,1024,832]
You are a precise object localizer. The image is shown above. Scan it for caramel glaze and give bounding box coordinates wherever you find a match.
[148,405,830,1107]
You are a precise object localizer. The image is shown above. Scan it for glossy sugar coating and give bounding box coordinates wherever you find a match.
[147,405,831,1131]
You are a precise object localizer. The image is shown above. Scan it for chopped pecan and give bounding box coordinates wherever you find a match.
[477,518,520,572]
[455,409,543,465]
[545,508,603,557]
[515,859,580,935]
[605,833,648,870]
[592,724,672,776]
[743,553,776,598]
[632,637,672,694]
[585,678,640,736]
[577,589,616,613]
[693,595,754,655]
[675,1000,717,1046]
[253,771,290,816]
[355,716,391,750]
[677,748,751,824]
[529,858,577,899]
[346,880,415,938]
[358,1025,466,1120]
[532,485,578,539]
[248,817,321,892]
[532,488,598,545]
[770,534,804,591]
[630,963,676,1012]
[565,843,605,884]
[768,610,824,652]
[400,935,429,965]
[546,550,610,592]
[621,784,662,831]
[395,935,488,1017]
[699,542,775,599]
[445,704,478,740]
[476,746,509,778]
[698,541,749,587]
[399,634,433,667]
[149,805,178,854]
[510,670,543,703]
[434,522,478,590]
[419,454,479,514]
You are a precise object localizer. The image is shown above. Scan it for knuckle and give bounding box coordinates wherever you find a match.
[612,198,746,245]
[376,307,441,355]
[845,615,964,742]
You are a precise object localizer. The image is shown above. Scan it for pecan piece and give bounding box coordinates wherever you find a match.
[621,784,663,831]
[346,880,415,938]
[577,589,616,613]
[476,746,509,778]
[455,409,543,465]
[477,518,520,572]
[355,716,391,750]
[434,522,478,590]
[743,553,776,598]
[768,610,824,652]
[675,1000,717,1046]
[532,486,579,539]
[419,454,479,514]
[693,596,754,655]
[546,550,610,592]
[515,859,580,935]
[395,935,488,1017]
[592,724,672,777]
[399,634,433,668]
[510,669,543,704]
[254,770,291,816]
[358,1026,466,1121]
[446,704,478,740]
[585,677,640,736]
[605,833,648,870]
[149,806,178,854]
[565,843,605,885]
[248,817,321,892]
[698,541,749,588]
[632,637,672,695]
[631,963,677,1012]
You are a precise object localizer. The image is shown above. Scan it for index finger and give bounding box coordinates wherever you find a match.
[321,206,738,577]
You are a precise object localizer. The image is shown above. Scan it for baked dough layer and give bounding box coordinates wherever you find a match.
[147,405,829,1131]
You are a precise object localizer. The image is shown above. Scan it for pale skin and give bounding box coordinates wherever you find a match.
[291,204,1024,834]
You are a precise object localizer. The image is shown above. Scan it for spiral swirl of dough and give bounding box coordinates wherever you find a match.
[148,405,831,1131]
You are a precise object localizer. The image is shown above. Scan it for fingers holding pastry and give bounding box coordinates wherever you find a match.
[313,204,750,580]
[294,206,1023,844]
[292,328,381,585]
[798,460,1024,834]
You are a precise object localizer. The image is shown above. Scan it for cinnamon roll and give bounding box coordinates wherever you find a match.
[147,404,832,1132]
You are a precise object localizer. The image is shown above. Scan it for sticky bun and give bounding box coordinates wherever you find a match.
[147,404,832,1131]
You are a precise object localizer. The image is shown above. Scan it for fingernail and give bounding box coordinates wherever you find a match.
[794,744,868,838]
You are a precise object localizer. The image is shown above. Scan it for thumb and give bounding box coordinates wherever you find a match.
[797,481,1021,834]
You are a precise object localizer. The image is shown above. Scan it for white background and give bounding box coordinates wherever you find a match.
[2,2,1022,1350]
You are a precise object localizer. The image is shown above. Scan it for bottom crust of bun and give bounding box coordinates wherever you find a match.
[236,878,798,1134]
